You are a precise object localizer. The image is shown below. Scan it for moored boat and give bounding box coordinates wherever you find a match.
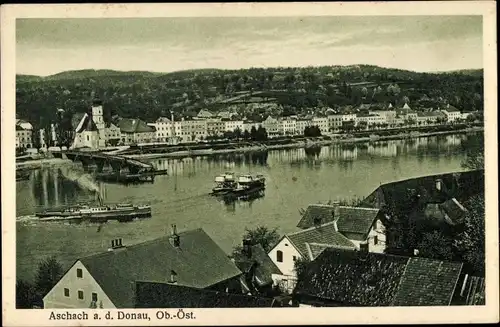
[211,172,237,195]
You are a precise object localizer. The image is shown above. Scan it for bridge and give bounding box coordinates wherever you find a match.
[53,150,155,174]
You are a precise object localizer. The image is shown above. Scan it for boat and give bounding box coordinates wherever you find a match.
[211,172,237,195]
[35,194,152,222]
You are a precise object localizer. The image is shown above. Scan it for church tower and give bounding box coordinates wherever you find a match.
[92,98,106,148]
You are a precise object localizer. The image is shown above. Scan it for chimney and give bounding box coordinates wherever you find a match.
[435,179,442,191]
[414,249,419,256]
[242,239,252,258]
[169,224,180,248]
[169,270,177,284]
[109,238,124,251]
[359,242,369,253]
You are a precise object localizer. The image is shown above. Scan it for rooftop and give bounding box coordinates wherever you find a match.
[75,113,98,133]
[294,248,463,306]
[77,228,242,308]
[286,221,357,258]
[118,118,156,133]
[233,244,281,287]
[135,282,280,308]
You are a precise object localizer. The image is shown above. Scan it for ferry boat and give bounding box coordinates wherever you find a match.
[211,172,237,195]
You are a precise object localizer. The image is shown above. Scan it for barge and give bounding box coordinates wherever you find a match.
[94,169,168,184]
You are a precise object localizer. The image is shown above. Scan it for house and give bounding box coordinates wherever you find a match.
[369,110,396,125]
[296,118,312,135]
[43,227,243,309]
[118,118,156,145]
[442,104,462,122]
[148,117,173,143]
[296,203,385,253]
[261,116,282,137]
[176,119,208,142]
[16,119,33,131]
[134,282,287,308]
[416,111,447,125]
[268,221,357,277]
[327,114,344,132]
[281,117,297,136]
[293,248,464,307]
[224,119,244,133]
[196,109,214,120]
[311,116,329,134]
[355,113,385,128]
[15,123,33,149]
[232,240,282,295]
[105,123,121,146]
[71,113,99,149]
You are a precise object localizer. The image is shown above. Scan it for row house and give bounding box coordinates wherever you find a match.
[224,120,244,133]
[148,117,174,142]
[207,119,226,137]
[416,111,447,125]
[282,118,297,136]
[296,118,312,135]
[355,113,385,127]
[311,117,329,134]
[242,121,262,133]
[369,110,397,125]
[117,118,156,145]
[175,119,208,142]
[327,115,343,132]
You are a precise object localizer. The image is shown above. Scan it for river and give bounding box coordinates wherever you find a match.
[16,133,477,282]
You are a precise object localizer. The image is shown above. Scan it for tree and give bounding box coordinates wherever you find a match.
[231,226,281,257]
[16,279,37,309]
[461,133,484,170]
[35,256,63,298]
[453,195,485,276]
[416,230,454,261]
[293,256,310,280]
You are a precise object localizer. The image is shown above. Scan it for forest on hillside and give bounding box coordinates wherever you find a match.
[16,65,483,130]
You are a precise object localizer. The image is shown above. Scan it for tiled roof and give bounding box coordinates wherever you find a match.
[135,282,278,308]
[156,117,171,123]
[75,113,98,133]
[305,242,353,261]
[294,248,409,306]
[417,111,445,117]
[79,228,242,308]
[392,257,463,306]
[286,222,356,258]
[296,204,380,236]
[118,118,155,133]
[233,244,281,287]
[294,248,464,306]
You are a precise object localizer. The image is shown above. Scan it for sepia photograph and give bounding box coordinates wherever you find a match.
[2,2,498,326]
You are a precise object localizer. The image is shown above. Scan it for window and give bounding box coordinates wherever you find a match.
[76,268,83,278]
[92,292,98,302]
[78,290,84,300]
[64,288,70,297]
[276,250,283,263]
[293,256,297,261]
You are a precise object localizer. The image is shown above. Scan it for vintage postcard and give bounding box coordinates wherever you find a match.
[2,2,498,326]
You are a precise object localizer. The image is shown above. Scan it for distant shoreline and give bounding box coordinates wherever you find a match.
[124,127,484,160]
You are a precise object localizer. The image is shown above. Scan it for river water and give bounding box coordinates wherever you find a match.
[16,133,476,282]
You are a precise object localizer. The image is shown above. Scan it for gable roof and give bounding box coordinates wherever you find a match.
[79,228,242,308]
[134,282,279,308]
[297,204,380,236]
[156,117,171,123]
[294,248,463,306]
[75,113,98,133]
[233,244,281,287]
[118,118,155,133]
[286,222,356,258]
[439,198,467,225]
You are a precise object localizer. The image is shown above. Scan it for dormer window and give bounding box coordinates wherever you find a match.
[76,268,83,278]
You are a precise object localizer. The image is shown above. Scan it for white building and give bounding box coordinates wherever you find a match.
[355,113,386,127]
[71,113,99,149]
[224,120,244,133]
[281,118,297,136]
[311,117,329,134]
[327,115,344,132]
[442,105,463,122]
[296,118,312,135]
[369,110,396,125]
[148,117,173,142]
[15,120,33,149]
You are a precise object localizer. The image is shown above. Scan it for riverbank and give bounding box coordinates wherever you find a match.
[16,158,72,171]
[124,126,483,160]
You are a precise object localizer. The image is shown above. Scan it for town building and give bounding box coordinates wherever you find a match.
[117,118,156,145]
[176,119,208,142]
[416,111,447,125]
[196,109,214,120]
[261,116,282,137]
[105,123,122,145]
[134,282,286,308]
[293,248,464,307]
[296,203,386,253]
[327,115,344,133]
[43,227,243,309]
[311,117,329,134]
[206,118,226,138]
[281,117,297,136]
[442,104,463,122]
[296,118,312,135]
[242,121,262,133]
[369,110,396,126]
[91,100,106,148]
[396,103,418,123]
[224,119,244,133]
[355,113,385,128]
[15,120,33,149]
[148,117,173,142]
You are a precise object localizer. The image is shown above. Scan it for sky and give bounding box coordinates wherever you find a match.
[16,16,483,76]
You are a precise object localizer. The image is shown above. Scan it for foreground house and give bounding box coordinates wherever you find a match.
[135,282,287,308]
[232,240,282,296]
[268,221,357,277]
[293,248,465,307]
[117,118,156,144]
[296,203,386,253]
[43,227,242,308]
